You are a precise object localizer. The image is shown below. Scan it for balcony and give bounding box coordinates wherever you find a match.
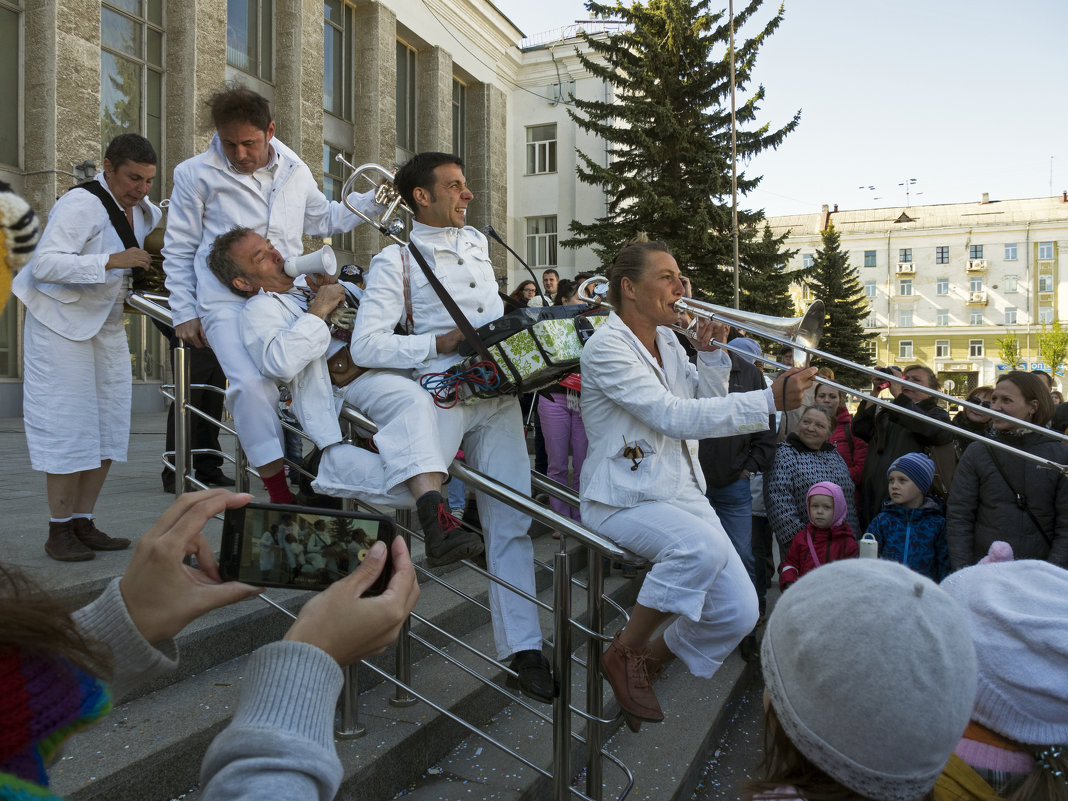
[896,262,915,274]
[967,259,988,271]
[966,291,988,305]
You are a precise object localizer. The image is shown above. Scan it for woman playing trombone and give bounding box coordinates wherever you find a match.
[579,236,815,732]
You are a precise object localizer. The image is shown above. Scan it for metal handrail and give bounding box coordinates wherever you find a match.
[128,289,635,801]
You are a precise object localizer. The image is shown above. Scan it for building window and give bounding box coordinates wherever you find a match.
[322,143,353,255]
[323,0,352,121]
[969,339,984,358]
[865,313,877,328]
[936,277,949,296]
[1004,243,1018,261]
[1039,241,1054,260]
[969,244,983,260]
[1039,273,1054,292]
[864,250,876,268]
[1004,274,1018,293]
[526,215,558,267]
[864,280,876,299]
[1040,306,1054,324]
[862,340,877,361]
[898,248,912,263]
[969,275,983,292]
[936,245,949,264]
[0,2,19,167]
[101,0,164,196]
[227,0,272,81]
[1005,307,1017,326]
[899,340,913,359]
[898,278,912,296]
[936,309,949,326]
[452,79,466,162]
[526,124,557,174]
[802,253,814,269]
[935,340,950,358]
[396,41,417,162]
[898,309,913,327]
[970,308,983,325]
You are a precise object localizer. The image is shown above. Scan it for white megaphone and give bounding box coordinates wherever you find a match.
[284,245,338,278]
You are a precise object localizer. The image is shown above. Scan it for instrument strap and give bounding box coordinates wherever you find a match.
[406,242,498,369]
[75,180,140,250]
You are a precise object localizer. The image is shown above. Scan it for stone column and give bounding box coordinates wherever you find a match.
[416,46,452,154]
[24,0,101,216]
[467,82,508,277]
[274,0,325,176]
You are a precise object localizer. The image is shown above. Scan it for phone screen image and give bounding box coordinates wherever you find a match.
[220,502,394,594]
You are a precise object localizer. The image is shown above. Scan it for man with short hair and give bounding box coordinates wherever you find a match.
[350,152,553,702]
[527,267,559,307]
[163,84,382,503]
[206,226,483,567]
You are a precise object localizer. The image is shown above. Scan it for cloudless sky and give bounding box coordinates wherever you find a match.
[494,0,1068,216]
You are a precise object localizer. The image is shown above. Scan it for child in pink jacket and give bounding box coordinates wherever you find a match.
[779,481,858,590]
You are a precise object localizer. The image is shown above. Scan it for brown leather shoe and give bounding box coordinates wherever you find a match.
[600,632,664,732]
[72,517,131,551]
[46,521,94,562]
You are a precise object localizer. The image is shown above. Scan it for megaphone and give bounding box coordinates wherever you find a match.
[284,245,338,278]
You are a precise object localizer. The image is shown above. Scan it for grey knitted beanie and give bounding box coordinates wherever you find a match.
[940,559,1068,745]
[761,559,977,801]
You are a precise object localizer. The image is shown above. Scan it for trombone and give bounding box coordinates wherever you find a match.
[576,276,1068,475]
[335,156,410,246]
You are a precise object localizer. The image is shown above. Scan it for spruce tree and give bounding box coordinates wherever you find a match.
[738,223,797,318]
[806,222,874,385]
[563,0,798,304]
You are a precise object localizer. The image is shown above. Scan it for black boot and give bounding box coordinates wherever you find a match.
[417,491,484,568]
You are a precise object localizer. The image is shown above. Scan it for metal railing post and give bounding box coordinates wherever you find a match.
[233,441,250,494]
[173,343,191,496]
[389,508,418,707]
[552,550,572,801]
[335,662,366,739]
[585,548,606,800]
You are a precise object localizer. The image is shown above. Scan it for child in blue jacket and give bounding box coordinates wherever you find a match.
[865,452,950,581]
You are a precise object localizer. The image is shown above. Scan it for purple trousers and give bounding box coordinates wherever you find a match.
[538,392,588,522]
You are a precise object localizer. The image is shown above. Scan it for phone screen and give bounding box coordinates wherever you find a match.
[220,502,395,594]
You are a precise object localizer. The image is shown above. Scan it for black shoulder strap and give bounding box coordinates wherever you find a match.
[75,181,139,250]
[406,242,497,367]
[985,444,1053,547]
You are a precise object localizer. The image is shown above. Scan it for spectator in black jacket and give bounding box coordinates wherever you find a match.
[853,364,953,530]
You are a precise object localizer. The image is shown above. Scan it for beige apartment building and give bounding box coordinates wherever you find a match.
[767,194,1068,394]
[0,1,615,416]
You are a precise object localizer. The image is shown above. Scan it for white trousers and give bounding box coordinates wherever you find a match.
[23,300,131,474]
[584,483,758,678]
[202,303,283,467]
[435,395,543,660]
[312,370,448,508]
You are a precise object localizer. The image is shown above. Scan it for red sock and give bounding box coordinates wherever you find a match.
[262,470,295,504]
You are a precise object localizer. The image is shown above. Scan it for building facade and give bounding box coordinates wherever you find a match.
[0,1,613,416]
[767,195,1068,394]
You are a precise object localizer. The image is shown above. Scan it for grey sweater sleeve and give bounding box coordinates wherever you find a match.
[71,577,179,697]
[200,641,345,801]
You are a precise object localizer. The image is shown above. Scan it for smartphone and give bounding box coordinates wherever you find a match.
[220,501,395,594]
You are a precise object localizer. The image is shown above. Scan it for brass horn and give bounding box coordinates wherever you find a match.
[335,157,410,245]
[575,274,1068,473]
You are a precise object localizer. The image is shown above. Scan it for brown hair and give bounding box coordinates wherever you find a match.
[207,83,272,132]
[207,226,256,297]
[1005,747,1068,801]
[903,364,941,391]
[606,233,672,308]
[996,370,1055,426]
[0,564,112,678]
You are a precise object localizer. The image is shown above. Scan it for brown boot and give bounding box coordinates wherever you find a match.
[600,632,664,732]
[72,517,131,551]
[46,521,94,562]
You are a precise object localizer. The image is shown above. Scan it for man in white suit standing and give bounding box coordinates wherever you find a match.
[13,133,161,561]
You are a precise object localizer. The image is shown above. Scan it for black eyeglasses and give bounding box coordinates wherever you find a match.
[966,397,992,408]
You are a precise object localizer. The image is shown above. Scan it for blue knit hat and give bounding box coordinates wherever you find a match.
[887,452,935,495]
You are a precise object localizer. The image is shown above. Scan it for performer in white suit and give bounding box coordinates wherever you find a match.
[579,238,815,732]
[13,134,162,561]
[162,85,382,503]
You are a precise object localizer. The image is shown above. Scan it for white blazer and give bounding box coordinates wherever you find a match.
[580,312,771,509]
[12,173,161,340]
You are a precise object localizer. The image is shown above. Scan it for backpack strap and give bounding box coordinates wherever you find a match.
[75,181,139,250]
[985,444,1053,547]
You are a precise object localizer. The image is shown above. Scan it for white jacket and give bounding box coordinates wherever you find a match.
[579,313,771,509]
[240,287,349,449]
[350,221,501,377]
[13,173,161,340]
[163,135,381,326]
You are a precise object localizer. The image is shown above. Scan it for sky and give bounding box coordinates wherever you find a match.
[493,0,1068,217]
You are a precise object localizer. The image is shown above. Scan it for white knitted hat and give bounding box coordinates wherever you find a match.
[940,559,1068,745]
[761,559,977,801]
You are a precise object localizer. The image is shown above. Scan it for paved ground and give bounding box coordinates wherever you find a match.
[0,411,238,597]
